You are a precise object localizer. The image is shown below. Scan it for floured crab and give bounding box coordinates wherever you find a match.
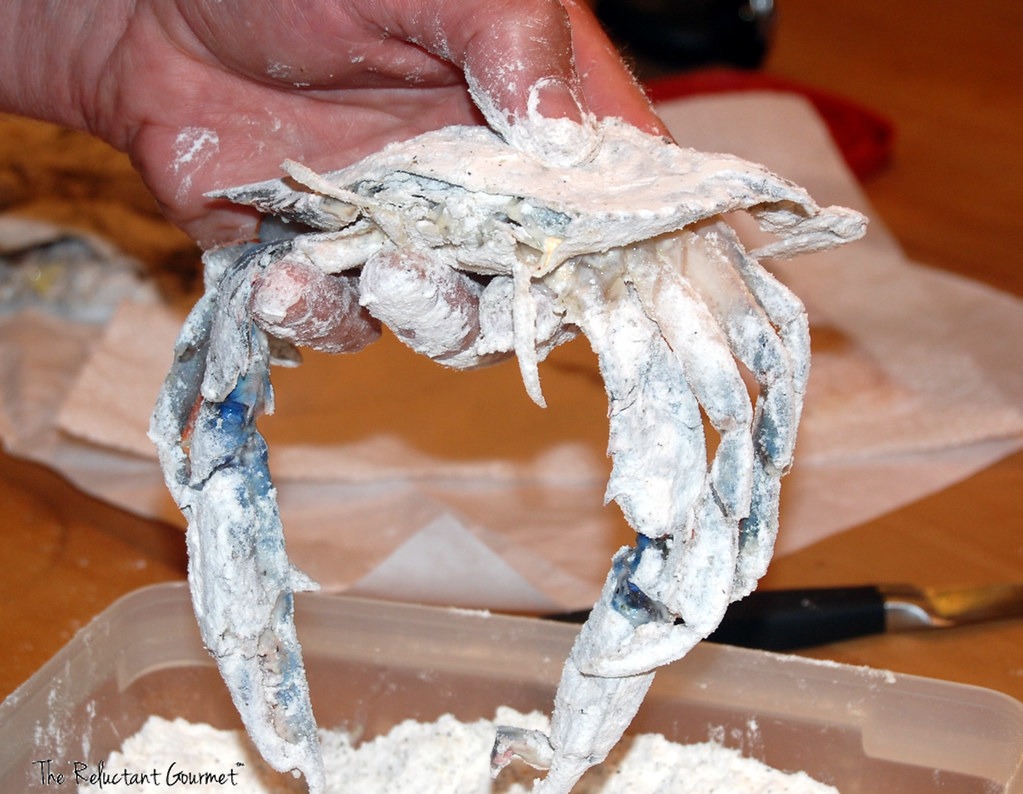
[150,117,864,793]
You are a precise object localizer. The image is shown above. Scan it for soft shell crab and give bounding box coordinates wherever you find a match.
[150,116,864,793]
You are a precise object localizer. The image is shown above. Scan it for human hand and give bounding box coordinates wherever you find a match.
[83,0,665,248]
[111,0,665,354]
[2,0,666,355]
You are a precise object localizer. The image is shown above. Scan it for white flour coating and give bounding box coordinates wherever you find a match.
[266,61,295,81]
[250,263,305,324]
[81,711,839,794]
[171,127,219,202]
[463,74,593,168]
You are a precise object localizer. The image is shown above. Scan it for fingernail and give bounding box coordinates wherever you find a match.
[504,78,599,167]
[531,76,585,123]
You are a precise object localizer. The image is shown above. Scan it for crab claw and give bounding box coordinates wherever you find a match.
[150,243,325,792]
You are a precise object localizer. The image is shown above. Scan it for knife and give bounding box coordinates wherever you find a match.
[548,582,1023,651]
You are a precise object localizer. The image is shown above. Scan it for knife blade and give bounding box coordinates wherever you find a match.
[547,582,1023,651]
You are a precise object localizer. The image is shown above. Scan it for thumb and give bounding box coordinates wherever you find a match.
[413,1,598,164]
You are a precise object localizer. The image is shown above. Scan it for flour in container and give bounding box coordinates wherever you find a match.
[80,709,838,793]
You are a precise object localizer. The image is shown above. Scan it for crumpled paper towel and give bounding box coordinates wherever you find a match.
[2,93,1022,610]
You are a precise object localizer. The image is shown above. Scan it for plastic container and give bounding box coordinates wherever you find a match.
[2,582,1022,792]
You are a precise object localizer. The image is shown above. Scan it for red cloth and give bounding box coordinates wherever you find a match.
[645,68,895,181]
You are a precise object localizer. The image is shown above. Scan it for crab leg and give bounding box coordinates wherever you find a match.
[493,253,714,791]
[515,481,739,792]
[494,228,808,789]
[150,244,324,793]
[625,241,755,525]
[680,222,810,595]
[562,240,760,678]
[558,253,707,541]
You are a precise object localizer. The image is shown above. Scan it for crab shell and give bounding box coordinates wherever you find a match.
[214,120,862,272]
[210,119,862,412]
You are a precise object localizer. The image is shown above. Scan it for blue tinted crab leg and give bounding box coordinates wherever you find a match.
[680,222,810,596]
[493,254,711,792]
[150,243,324,792]
[505,493,738,794]
[551,239,753,671]
[624,241,755,527]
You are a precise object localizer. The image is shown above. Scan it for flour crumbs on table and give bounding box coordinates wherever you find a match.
[80,709,838,793]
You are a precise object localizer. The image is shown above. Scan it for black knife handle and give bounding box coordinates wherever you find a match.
[547,586,887,651]
[708,586,887,651]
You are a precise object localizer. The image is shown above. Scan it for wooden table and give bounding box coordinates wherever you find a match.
[2,0,1022,707]
[754,0,1023,698]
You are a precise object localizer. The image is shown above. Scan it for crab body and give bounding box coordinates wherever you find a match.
[150,117,864,793]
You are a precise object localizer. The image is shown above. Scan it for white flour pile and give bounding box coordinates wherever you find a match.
[80,709,838,793]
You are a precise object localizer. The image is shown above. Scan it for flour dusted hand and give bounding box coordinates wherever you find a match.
[150,115,864,793]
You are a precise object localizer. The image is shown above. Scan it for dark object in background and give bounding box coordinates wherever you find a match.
[548,582,1023,651]
[596,0,776,71]
[548,586,887,652]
